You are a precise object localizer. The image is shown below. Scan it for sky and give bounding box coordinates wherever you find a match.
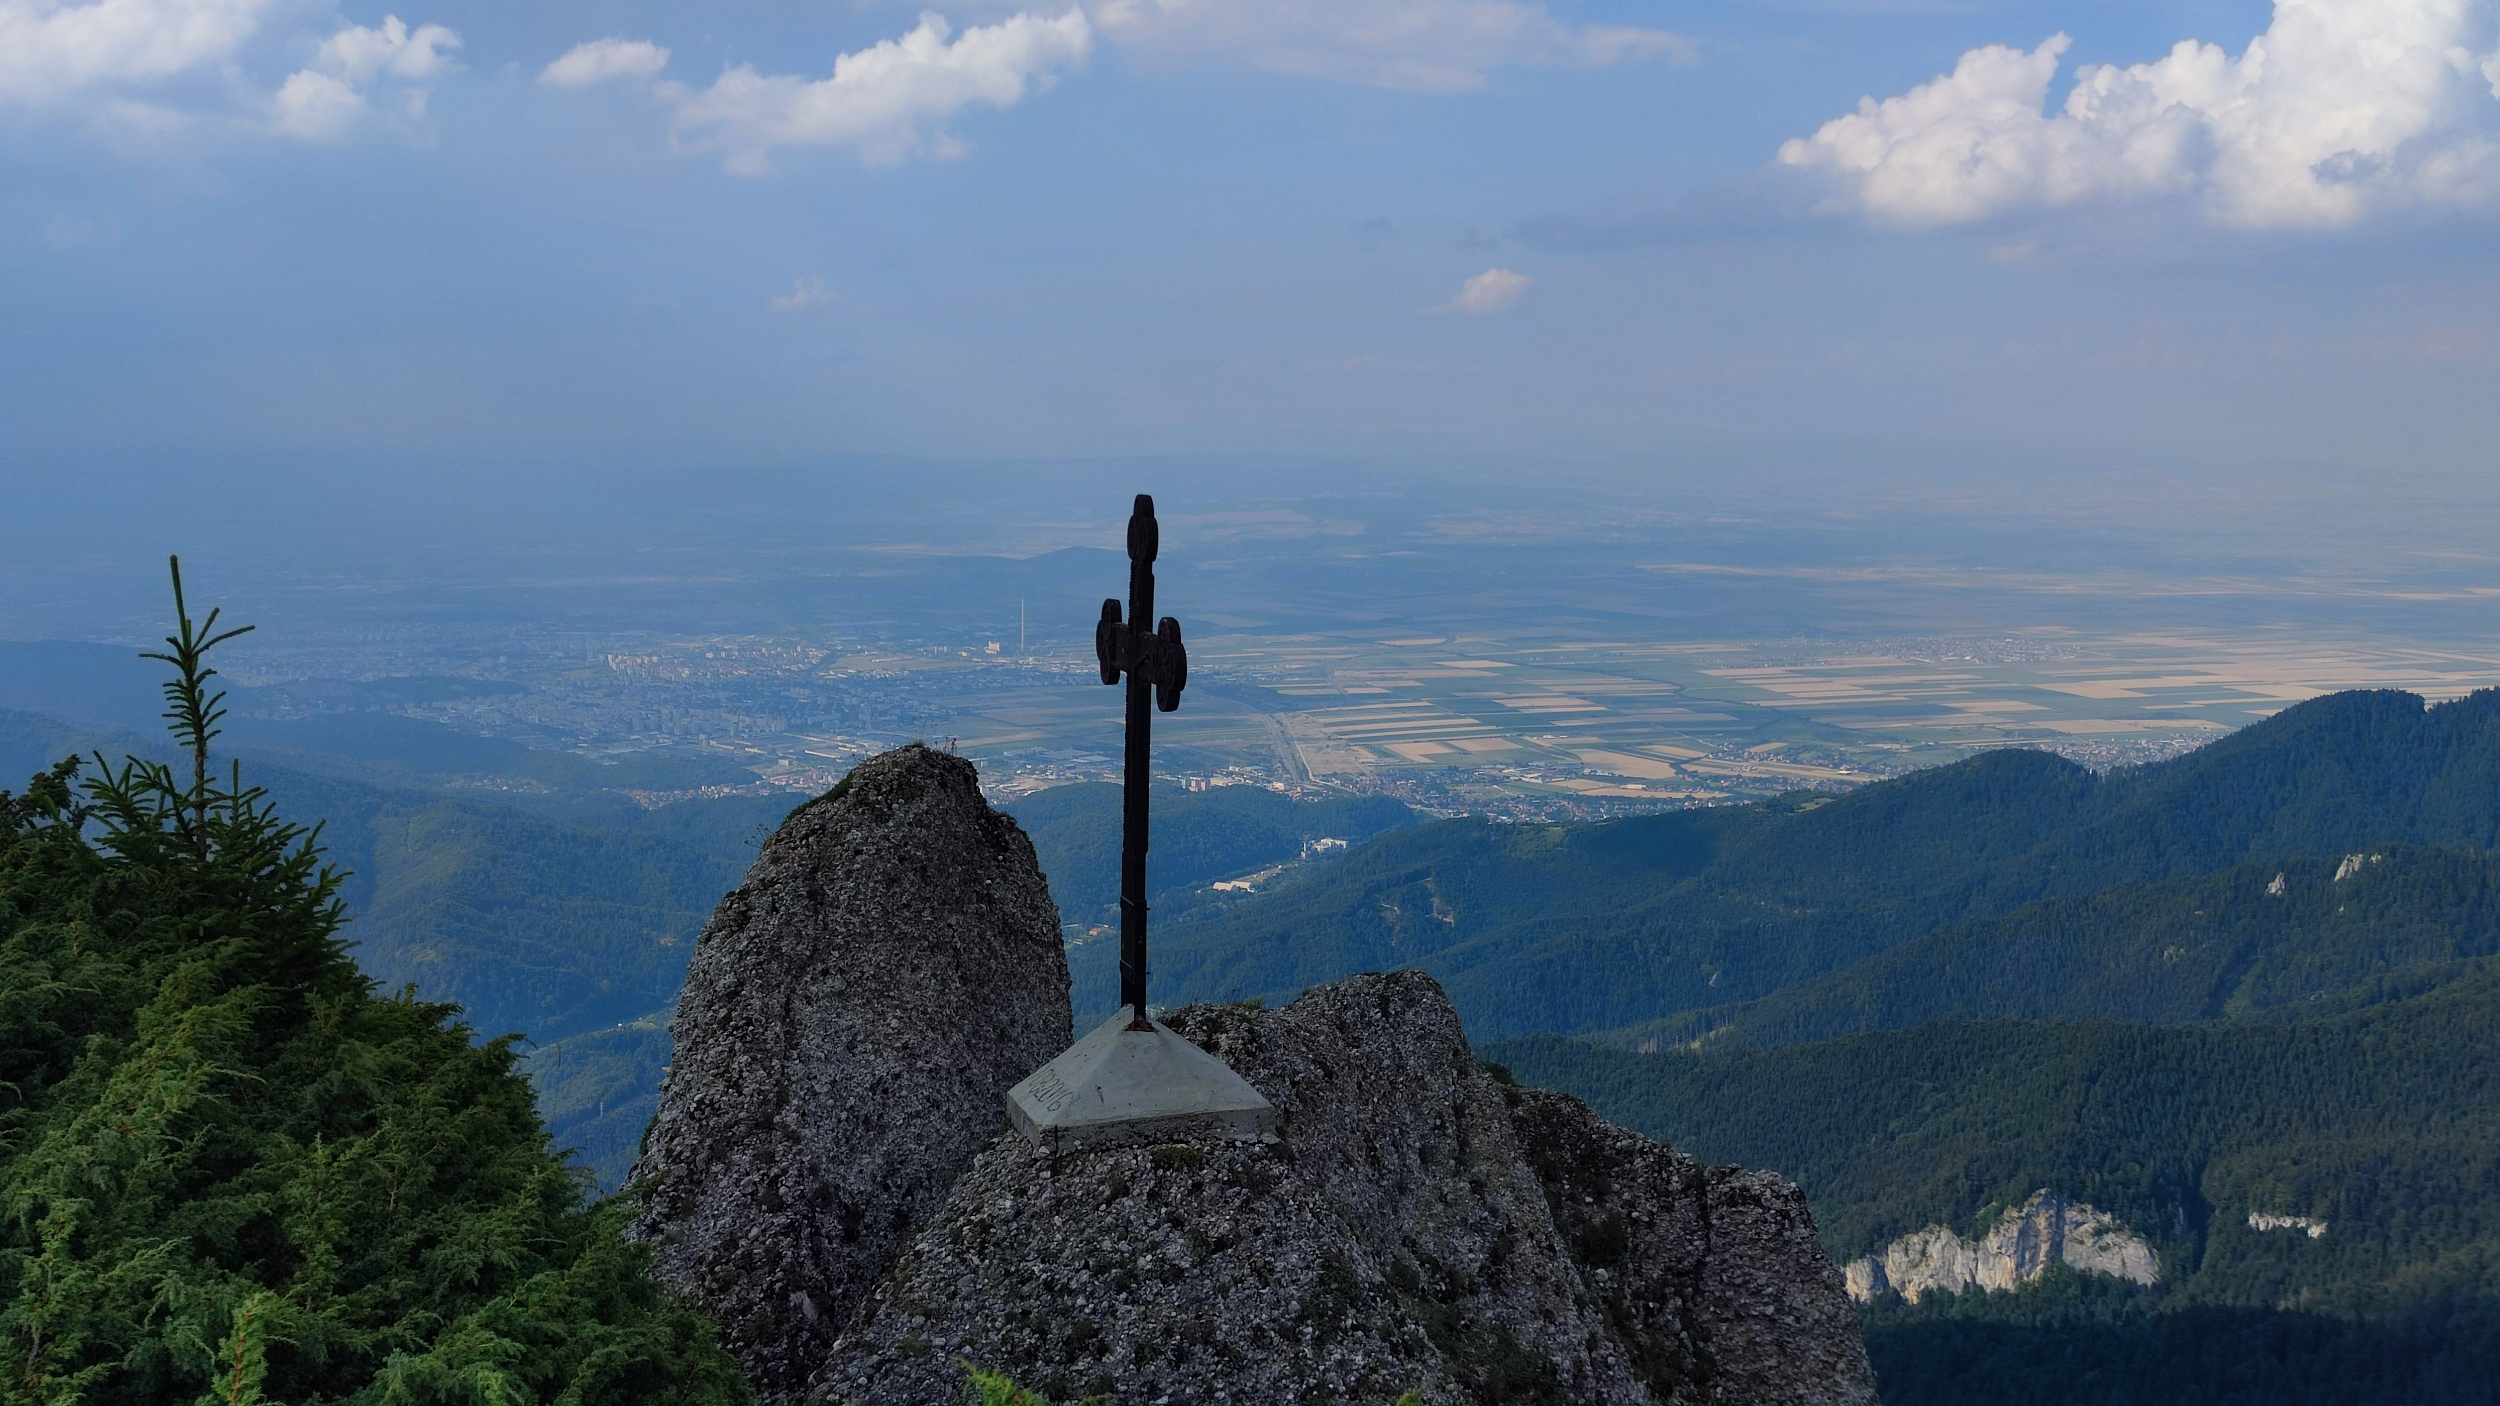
[6,0,2500,480]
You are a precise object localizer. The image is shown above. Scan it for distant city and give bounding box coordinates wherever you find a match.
[199,617,2500,822]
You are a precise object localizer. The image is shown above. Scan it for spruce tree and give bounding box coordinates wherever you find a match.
[0,559,748,1405]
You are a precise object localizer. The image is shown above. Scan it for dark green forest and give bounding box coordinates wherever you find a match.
[0,573,744,1404]
[1609,845,2500,1051]
[1492,963,2500,1402]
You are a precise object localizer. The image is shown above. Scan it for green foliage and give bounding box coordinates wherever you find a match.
[959,1362,1055,1405]
[0,562,746,1406]
[958,1360,1112,1406]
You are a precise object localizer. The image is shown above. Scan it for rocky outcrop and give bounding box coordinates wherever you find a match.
[810,971,1877,1406]
[629,744,1071,1398]
[1841,1191,2159,1303]
[1512,1089,1876,1406]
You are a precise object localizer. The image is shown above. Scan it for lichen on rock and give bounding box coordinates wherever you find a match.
[628,743,1072,1397]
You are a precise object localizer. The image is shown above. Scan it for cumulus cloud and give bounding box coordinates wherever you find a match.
[1092,0,1689,92]
[0,0,461,141]
[0,0,278,107]
[1779,0,2500,229]
[1435,267,1533,312]
[269,14,459,140]
[542,37,669,89]
[664,10,1091,171]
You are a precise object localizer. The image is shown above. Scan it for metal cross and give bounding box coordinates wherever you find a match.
[1095,494,1187,1031]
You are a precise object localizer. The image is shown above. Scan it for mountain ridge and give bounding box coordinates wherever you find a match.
[1127,689,2500,1038]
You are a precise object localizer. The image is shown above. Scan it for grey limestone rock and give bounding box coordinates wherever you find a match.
[809,970,1876,1406]
[628,743,1071,1399]
[1510,1087,1878,1406]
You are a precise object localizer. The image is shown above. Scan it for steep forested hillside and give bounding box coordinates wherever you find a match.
[1009,778,1414,932]
[1611,846,2500,1050]
[1146,689,2500,1038]
[1491,967,2500,1403]
[1494,971,2500,1279]
[257,769,757,1045]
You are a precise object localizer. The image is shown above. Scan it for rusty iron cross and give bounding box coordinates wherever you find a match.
[1095,494,1188,1031]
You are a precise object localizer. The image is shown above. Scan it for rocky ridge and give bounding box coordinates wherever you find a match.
[811,971,1876,1406]
[629,744,1072,1396]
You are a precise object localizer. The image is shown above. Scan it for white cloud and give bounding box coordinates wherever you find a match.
[269,68,364,139]
[1091,0,1689,92]
[542,37,669,89]
[1435,267,1533,312]
[0,0,278,106]
[0,0,461,141]
[1780,0,2500,229]
[316,13,454,82]
[269,14,459,140]
[664,10,1089,172]
[772,275,833,310]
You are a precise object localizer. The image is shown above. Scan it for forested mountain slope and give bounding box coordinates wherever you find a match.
[1139,689,2500,1038]
[1611,846,2500,1051]
[1490,968,2500,1404]
[258,768,756,1044]
[1007,779,1414,932]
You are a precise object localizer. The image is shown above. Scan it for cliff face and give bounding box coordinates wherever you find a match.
[811,971,1877,1406]
[628,744,1071,1397]
[1841,1191,2160,1303]
[1512,1089,1876,1406]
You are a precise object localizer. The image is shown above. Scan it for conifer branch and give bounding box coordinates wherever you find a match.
[139,555,252,855]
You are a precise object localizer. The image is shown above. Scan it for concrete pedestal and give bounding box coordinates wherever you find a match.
[1006,1008,1277,1154]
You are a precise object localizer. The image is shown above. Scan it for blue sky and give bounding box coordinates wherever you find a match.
[7,0,2498,479]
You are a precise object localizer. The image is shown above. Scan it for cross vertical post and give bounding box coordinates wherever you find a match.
[1096,494,1187,1032]
[1119,501,1156,1028]
[1007,500,1269,1152]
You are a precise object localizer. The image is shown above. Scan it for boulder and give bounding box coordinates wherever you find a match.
[628,744,1071,1398]
[810,971,1876,1406]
